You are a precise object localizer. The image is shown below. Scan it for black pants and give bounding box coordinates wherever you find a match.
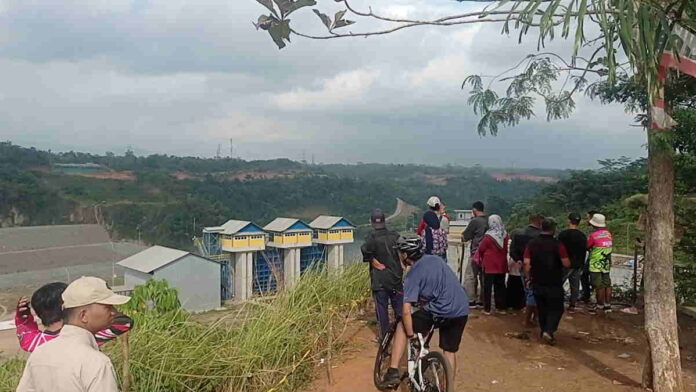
[580,262,592,301]
[506,275,525,310]
[483,273,506,312]
[533,285,565,335]
[373,289,403,339]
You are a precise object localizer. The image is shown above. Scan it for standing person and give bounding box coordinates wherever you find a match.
[523,218,571,345]
[463,201,488,308]
[475,215,509,315]
[587,213,613,313]
[15,282,133,352]
[439,202,451,234]
[558,213,588,312]
[17,276,131,392]
[421,196,448,259]
[506,249,525,311]
[510,213,543,327]
[580,210,600,303]
[361,209,403,341]
[381,236,469,387]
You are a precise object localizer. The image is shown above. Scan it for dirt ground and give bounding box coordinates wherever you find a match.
[1,298,695,392]
[309,306,696,392]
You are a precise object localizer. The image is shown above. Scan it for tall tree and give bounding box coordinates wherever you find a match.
[252,1,696,391]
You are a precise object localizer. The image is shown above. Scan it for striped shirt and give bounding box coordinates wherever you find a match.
[15,311,132,352]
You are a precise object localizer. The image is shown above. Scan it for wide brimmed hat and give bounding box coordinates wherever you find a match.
[589,213,607,228]
[62,276,131,309]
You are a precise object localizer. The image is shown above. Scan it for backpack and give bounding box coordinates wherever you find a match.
[422,226,448,256]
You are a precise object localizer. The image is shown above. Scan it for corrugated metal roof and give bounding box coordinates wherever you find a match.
[203,220,263,235]
[0,224,111,253]
[117,245,191,274]
[264,218,311,232]
[308,216,355,230]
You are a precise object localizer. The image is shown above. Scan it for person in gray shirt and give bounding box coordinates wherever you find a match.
[462,201,487,307]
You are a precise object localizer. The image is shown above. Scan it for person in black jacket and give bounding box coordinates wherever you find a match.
[510,213,543,327]
[361,209,403,340]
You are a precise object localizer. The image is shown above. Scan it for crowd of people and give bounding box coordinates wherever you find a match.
[8,197,613,391]
[362,197,614,386]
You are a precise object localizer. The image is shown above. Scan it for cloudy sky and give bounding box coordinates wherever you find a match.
[0,0,646,168]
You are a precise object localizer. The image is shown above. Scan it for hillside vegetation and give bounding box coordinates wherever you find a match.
[0,142,550,249]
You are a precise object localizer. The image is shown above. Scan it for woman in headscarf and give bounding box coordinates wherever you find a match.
[474,214,509,315]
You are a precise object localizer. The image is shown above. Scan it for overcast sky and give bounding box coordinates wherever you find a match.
[0,0,646,169]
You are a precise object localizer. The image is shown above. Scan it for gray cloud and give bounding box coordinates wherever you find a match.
[0,0,644,168]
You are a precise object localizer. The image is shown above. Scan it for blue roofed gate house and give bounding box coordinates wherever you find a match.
[118,245,221,312]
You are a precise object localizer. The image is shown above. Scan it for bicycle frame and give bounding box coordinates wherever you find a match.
[405,326,436,391]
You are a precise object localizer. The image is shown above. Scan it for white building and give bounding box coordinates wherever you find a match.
[118,245,221,312]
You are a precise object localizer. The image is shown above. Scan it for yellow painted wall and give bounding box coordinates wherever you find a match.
[298,233,312,243]
[340,229,353,241]
[249,235,264,247]
[221,238,234,248]
[328,230,341,241]
[318,231,328,241]
[233,236,250,248]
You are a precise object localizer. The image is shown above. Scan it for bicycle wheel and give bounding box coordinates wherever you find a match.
[374,327,395,390]
[420,352,452,392]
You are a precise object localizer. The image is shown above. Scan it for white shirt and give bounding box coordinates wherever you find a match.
[17,325,119,392]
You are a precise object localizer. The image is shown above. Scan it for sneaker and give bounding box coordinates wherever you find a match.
[469,301,480,309]
[541,332,556,346]
[587,304,597,315]
[603,305,612,313]
[567,305,577,313]
[381,367,400,388]
[496,310,507,315]
[483,310,492,316]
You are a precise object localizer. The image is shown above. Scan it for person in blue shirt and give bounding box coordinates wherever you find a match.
[381,235,470,387]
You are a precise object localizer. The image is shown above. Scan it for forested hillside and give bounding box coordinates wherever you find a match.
[0,142,549,249]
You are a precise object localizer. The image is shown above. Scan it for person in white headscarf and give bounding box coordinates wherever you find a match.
[474,214,509,315]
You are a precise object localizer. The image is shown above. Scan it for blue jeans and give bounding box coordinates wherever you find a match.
[373,289,403,339]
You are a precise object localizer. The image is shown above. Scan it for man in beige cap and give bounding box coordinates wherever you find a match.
[17,276,130,392]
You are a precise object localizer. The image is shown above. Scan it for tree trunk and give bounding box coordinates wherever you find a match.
[643,128,683,392]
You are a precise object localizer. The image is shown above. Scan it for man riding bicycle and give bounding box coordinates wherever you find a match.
[382,235,470,387]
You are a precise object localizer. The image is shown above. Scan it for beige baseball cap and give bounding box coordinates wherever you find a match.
[62,276,131,309]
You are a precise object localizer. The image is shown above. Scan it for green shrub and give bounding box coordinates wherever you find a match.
[0,264,369,392]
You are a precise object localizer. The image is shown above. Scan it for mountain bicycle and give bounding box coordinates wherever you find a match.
[374,316,452,392]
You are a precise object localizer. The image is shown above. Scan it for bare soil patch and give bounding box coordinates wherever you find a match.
[309,307,696,392]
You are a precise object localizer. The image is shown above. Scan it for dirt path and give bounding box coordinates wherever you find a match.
[309,307,696,392]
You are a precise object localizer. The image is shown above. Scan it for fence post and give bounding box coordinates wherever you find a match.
[120,333,131,392]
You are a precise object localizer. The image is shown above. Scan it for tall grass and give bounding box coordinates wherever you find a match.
[0,263,369,392]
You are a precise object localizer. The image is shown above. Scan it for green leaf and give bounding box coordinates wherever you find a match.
[334,10,346,23]
[333,19,355,29]
[253,14,276,31]
[313,9,332,31]
[268,19,292,49]
[273,0,317,18]
[256,0,278,17]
